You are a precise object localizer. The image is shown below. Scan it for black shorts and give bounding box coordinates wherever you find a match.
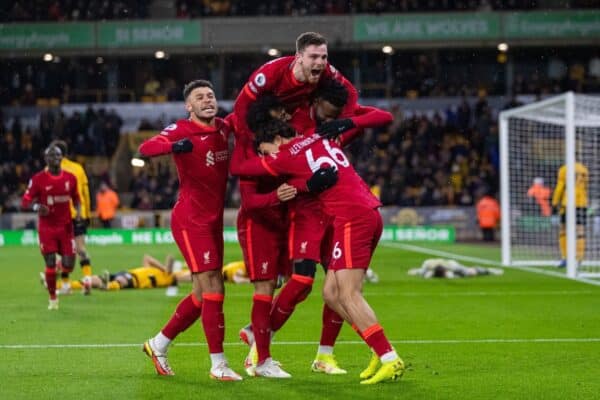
[73,218,90,236]
[560,208,587,226]
[110,271,135,289]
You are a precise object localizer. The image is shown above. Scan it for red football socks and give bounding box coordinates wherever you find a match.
[270,274,313,332]
[45,267,57,300]
[252,294,273,363]
[362,324,393,357]
[161,293,202,340]
[201,293,225,354]
[319,304,345,347]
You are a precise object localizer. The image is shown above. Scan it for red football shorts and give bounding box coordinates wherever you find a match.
[288,197,333,262]
[171,212,223,274]
[38,222,75,256]
[329,208,383,271]
[237,212,290,281]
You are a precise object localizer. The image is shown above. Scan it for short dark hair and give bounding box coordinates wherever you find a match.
[246,93,284,133]
[44,144,62,156]
[314,78,348,108]
[183,80,214,100]
[49,139,68,155]
[254,119,296,148]
[296,32,327,53]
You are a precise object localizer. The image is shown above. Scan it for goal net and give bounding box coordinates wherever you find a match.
[500,92,600,278]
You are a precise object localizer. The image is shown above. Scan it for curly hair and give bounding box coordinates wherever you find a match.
[254,119,296,148]
[313,78,348,108]
[245,93,285,133]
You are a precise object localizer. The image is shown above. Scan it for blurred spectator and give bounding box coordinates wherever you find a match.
[476,190,501,242]
[96,182,120,228]
[527,177,551,217]
[1,1,149,22]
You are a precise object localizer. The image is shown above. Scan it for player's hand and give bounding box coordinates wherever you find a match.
[316,119,355,139]
[172,138,193,154]
[306,166,338,193]
[38,204,50,216]
[276,183,297,202]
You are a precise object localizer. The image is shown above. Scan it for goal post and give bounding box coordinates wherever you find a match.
[500,92,600,279]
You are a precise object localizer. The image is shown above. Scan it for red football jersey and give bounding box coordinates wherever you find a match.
[290,104,394,143]
[139,118,231,225]
[234,134,381,218]
[22,170,80,227]
[233,56,358,139]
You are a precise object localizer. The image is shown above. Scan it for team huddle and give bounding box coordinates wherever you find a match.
[23,32,402,385]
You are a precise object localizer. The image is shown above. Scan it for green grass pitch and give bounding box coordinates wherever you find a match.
[1,241,599,399]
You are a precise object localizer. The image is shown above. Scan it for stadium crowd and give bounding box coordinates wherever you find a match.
[5,0,596,22]
[0,94,498,214]
[2,50,599,106]
[0,107,122,213]
[1,1,148,22]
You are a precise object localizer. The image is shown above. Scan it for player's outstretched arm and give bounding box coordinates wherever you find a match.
[139,135,174,157]
[339,106,393,146]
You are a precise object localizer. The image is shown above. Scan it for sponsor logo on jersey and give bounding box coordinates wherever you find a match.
[206,150,215,166]
[215,149,229,162]
[47,195,71,204]
[300,241,308,254]
[254,73,266,87]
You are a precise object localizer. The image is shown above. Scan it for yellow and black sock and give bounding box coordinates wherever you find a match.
[80,258,92,278]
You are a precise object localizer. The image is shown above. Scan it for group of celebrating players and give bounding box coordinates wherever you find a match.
[23,31,403,385]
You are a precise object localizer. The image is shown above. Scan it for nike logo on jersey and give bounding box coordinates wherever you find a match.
[45,186,53,191]
[200,135,209,141]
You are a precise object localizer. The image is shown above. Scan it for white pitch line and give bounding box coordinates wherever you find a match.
[2,338,600,349]
[382,242,600,287]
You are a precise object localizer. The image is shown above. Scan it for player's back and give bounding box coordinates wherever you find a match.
[129,266,174,288]
[279,135,381,218]
[556,163,589,207]
[166,119,230,223]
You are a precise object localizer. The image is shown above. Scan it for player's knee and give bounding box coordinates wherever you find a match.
[322,286,337,306]
[293,259,316,278]
[44,254,57,267]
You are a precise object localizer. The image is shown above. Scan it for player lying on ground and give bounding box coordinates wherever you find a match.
[21,145,82,311]
[408,258,504,279]
[48,257,251,291]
